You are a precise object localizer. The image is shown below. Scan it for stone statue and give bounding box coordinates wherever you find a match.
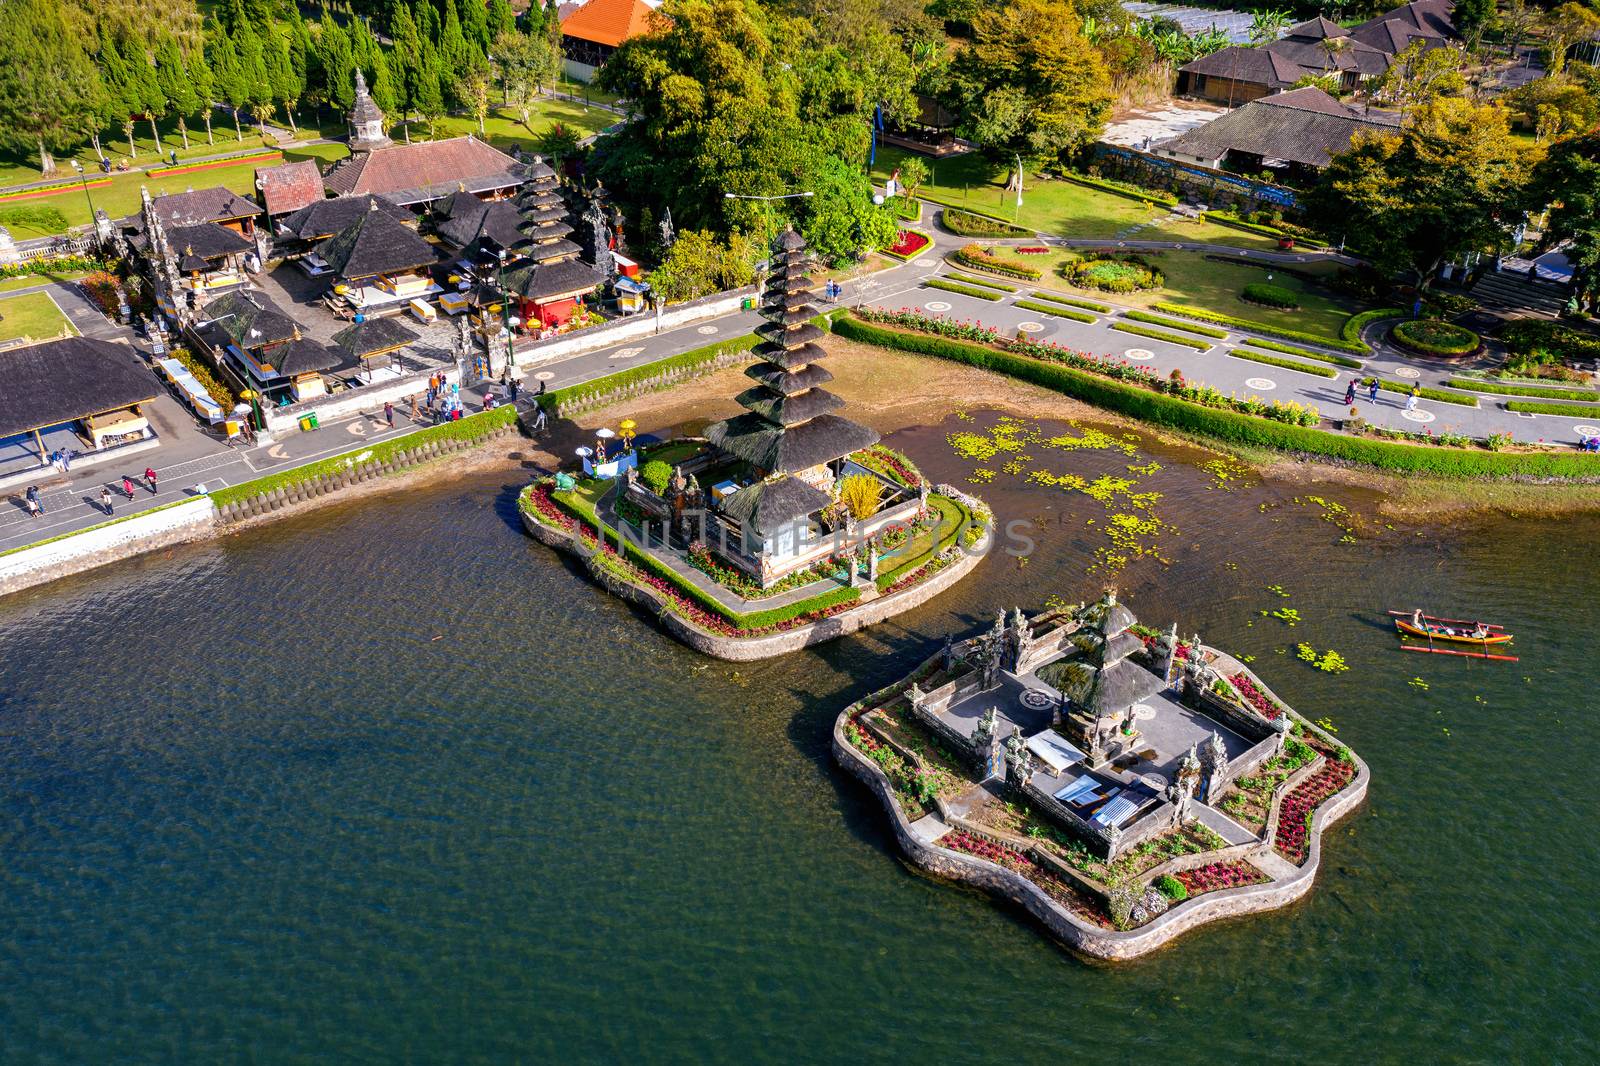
[1005,606,1033,672]
[456,314,473,359]
[942,637,956,673]
[659,206,675,250]
[974,706,999,746]
[1003,731,1031,782]
[866,541,879,583]
[906,681,924,712]
[1200,731,1229,802]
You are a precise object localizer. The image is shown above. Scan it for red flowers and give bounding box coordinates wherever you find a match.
[1016,246,1050,254]
[944,830,1033,872]
[889,230,931,257]
[1231,672,1284,720]
[1273,758,1356,864]
[1175,860,1269,896]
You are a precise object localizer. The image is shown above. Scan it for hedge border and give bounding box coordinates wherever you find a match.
[1342,307,1406,348]
[1226,348,1337,378]
[1028,290,1112,313]
[1504,399,1600,416]
[1445,378,1600,402]
[945,271,1018,293]
[1014,299,1095,323]
[829,313,1600,479]
[1391,318,1481,357]
[1236,339,1363,369]
[1199,210,1329,249]
[539,332,761,416]
[1241,282,1301,310]
[1123,310,1228,339]
[146,149,283,178]
[1109,322,1212,351]
[925,277,1003,301]
[1062,171,1178,207]
[937,205,1032,239]
[1363,378,1479,407]
[1157,302,1369,354]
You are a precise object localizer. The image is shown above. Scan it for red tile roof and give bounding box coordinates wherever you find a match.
[322,136,523,205]
[257,160,325,217]
[560,0,661,49]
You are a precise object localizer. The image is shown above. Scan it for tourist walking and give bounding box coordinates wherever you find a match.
[1344,378,1356,406]
[99,487,113,515]
[144,467,158,494]
[532,405,547,432]
[1406,384,1420,413]
[61,449,72,473]
[483,391,496,412]
[25,485,43,517]
[1368,378,1380,404]
[122,475,135,500]
[408,394,419,422]
[384,400,395,428]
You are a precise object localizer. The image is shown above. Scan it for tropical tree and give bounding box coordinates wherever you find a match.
[1528,131,1600,310]
[1248,9,1290,46]
[897,155,930,200]
[1453,0,1497,52]
[155,38,199,150]
[647,229,759,302]
[0,0,105,174]
[1543,3,1600,77]
[189,46,217,145]
[208,32,248,141]
[1373,39,1467,112]
[945,0,1111,169]
[1306,98,1530,291]
[316,8,357,112]
[800,152,899,264]
[1501,0,1538,56]
[458,68,492,134]
[493,28,559,126]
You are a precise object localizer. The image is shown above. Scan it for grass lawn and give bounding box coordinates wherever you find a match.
[0,271,87,294]
[970,245,1366,340]
[390,101,615,156]
[870,146,1278,249]
[0,291,76,342]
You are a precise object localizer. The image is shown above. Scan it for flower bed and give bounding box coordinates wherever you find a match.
[146,149,283,178]
[942,830,1112,927]
[851,443,925,489]
[78,271,122,316]
[1174,860,1270,897]
[940,207,1030,238]
[1017,245,1050,254]
[1273,754,1357,864]
[1065,255,1162,293]
[1392,318,1480,357]
[1230,672,1284,720]
[885,229,930,259]
[954,243,1042,280]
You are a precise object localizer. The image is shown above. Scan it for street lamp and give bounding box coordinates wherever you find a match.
[496,246,519,371]
[69,159,97,231]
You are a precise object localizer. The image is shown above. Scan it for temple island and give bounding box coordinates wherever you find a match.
[833,592,1369,959]
[518,230,989,659]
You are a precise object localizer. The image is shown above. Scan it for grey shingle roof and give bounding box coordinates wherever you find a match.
[167,222,253,261]
[715,475,832,536]
[281,194,413,241]
[200,290,300,347]
[314,208,439,280]
[149,187,260,227]
[1156,88,1401,168]
[0,338,158,439]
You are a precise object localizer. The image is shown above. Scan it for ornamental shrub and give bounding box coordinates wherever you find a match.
[940,207,1030,238]
[1065,255,1162,293]
[1241,282,1299,309]
[1391,318,1480,356]
[924,277,1003,301]
[839,473,883,519]
[1226,348,1337,378]
[1154,874,1188,901]
[640,459,673,495]
[954,244,1041,280]
[1501,319,1600,365]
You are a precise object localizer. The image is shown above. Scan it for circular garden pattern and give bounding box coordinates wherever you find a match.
[1391,318,1480,358]
[1402,408,1435,423]
[1016,321,1045,333]
[1063,254,1163,294]
[1124,348,1155,361]
[924,300,952,312]
[1245,377,1277,391]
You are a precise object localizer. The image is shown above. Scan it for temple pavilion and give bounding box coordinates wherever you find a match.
[703,229,880,566]
[499,157,601,328]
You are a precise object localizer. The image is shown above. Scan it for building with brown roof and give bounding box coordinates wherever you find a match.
[560,0,661,80]
[256,160,325,219]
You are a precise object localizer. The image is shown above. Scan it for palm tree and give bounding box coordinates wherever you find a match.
[1249,9,1291,46]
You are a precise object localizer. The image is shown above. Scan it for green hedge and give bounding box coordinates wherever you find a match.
[830,314,1600,479]
[1062,171,1178,206]
[1109,322,1213,351]
[211,405,519,507]
[1200,211,1329,248]
[954,244,1042,280]
[1392,318,1480,356]
[1014,299,1095,322]
[1445,378,1600,402]
[939,206,1031,238]
[924,277,1003,301]
[1242,282,1299,309]
[945,271,1018,293]
[891,196,922,222]
[541,332,761,414]
[1123,310,1228,338]
[1227,348,1337,378]
[1028,290,1112,313]
[547,482,863,629]
[1504,399,1600,415]
[1235,338,1363,369]
[876,495,968,590]
[1362,379,1477,407]
[1156,302,1368,354]
[1342,307,1405,347]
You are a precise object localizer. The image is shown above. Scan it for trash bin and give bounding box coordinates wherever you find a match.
[307,411,320,430]
[298,414,313,432]
[741,296,757,311]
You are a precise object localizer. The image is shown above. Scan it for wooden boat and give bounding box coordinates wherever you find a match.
[1393,617,1514,645]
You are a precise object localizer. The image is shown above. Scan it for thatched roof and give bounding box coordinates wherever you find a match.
[331,316,419,361]
[271,336,342,377]
[734,385,845,426]
[506,257,603,300]
[168,222,252,261]
[280,194,412,241]
[745,362,835,393]
[314,207,439,280]
[755,321,825,346]
[200,290,300,348]
[705,413,879,474]
[434,196,524,252]
[715,475,830,536]
[0,338,159,439]
[515,237,584,263]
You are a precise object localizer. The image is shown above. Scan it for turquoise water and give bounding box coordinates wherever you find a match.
[1,418,1596,1062]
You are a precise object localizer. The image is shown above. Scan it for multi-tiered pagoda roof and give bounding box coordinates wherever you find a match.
[504,156,598,302]
[706,229,878,536]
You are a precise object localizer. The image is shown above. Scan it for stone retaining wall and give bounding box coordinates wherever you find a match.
[832,705,1371,961]
[519,507,988,660]
[0,497,216,598]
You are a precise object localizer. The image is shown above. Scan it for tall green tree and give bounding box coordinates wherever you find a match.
[155,38,199,150]
[441,0,473,84]
[462,0,493,57]
[799,151,899,264]
[1306,98,1529,291]
[945,0,1111,169]
[189,45,217,144]
[1528,131,1600,311]
[369,49,400,125]
[317,13,357,111]
[488,0,517,39]
[413,42,447,137]
[493,27,558,124]
[1453,0,1496,52]
[207,31,249,140]
[0,0,105,175]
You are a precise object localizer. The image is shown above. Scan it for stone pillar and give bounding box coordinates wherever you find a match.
[866,542,879,584]
[1201,731,1229,803]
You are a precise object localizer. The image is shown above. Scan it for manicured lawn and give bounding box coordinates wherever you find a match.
[0,112,292,190]
[390,101,615,156]
[870,146,1278,249]
[0,291,76,342]
[0,271,86,294]
[0,143,349,240]
[986,245,1365,341]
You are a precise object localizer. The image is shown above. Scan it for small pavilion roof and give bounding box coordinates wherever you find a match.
[0,338,159,440]
[167,222,253,262]
[280,194,413,241]
[257,160,325,217]
[331,316,420,361]
[200,290,300,348]
[716,475,831,537]
[314,207,439,280]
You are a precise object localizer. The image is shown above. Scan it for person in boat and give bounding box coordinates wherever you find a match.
[1469,624,1490,639]
[1411,609,1425,629]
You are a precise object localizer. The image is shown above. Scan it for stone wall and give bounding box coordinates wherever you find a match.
[520,506,988,661]
[0,496,216,598]
[517,285,757,372]
[1189,683,1277,743]
[905,693,985,776]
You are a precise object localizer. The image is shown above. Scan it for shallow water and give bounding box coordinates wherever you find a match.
[1,415,1596,1061]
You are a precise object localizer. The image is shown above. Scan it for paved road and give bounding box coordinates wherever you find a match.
[3,206,1591,553]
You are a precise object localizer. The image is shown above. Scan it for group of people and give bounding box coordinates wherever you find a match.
[21,468,157,521]
[1344,377,1424,412]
